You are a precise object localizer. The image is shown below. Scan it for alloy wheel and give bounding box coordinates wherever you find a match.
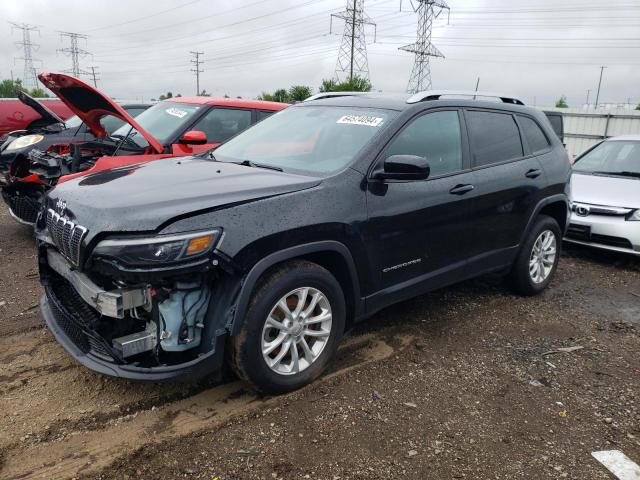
[261,287,333,376]
[529,229,557,284]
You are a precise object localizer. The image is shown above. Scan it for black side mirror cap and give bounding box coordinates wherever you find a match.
[373,155,430,181]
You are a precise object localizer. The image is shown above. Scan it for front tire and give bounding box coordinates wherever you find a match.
[509,214,561,296]
[230,260,346,394]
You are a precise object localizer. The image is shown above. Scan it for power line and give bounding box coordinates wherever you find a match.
[91,0,334,55]
[190,51,204,95]
[84,0,205,33]
[400,0,450,93]
[9,22,40,89]
[58,31,91,77]
[331,0,376,81]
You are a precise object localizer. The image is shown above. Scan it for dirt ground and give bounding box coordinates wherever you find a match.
[0,204,638,480]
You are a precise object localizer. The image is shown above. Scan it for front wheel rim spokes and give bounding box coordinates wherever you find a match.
[529,230,557,284]
[261,287,333,376]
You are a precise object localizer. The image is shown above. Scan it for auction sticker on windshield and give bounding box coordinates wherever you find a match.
[166,108,188,119]
[337,115,384,127]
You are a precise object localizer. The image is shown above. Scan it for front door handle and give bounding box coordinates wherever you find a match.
[449,184,475,195]
[525,168,542,179]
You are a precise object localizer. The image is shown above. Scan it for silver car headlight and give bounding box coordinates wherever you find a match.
[5,134,44,151]
[92,229,221,267]
[627,210,640,222]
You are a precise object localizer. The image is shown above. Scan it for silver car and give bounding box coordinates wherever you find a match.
[565,135,640,256]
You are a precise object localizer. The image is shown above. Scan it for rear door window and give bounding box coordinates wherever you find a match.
[518,115,550,154]
[466,110,523,167]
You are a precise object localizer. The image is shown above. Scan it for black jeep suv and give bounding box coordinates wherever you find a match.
[36,91,570,393]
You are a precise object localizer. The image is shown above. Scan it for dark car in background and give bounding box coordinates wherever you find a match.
[2,72,287,225]
[0,100,149,181]
[36,90,571,394]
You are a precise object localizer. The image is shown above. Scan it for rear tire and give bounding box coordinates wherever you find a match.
[229,260,345,394]
[509,214,561,296]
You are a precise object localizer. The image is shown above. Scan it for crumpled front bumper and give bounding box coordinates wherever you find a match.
[40,248,225,381]
[41,294,224,381]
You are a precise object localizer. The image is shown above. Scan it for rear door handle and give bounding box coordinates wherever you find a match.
[525,168,542,179]
[449,184,475,195]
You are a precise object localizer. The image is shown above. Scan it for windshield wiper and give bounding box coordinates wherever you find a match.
[592,170,640,178]
[236,159,283,172]
[110,134,141,149]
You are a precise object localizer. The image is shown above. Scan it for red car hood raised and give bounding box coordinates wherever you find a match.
[38,72,163,154]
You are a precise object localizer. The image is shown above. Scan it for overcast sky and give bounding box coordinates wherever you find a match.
[1,0,639,107]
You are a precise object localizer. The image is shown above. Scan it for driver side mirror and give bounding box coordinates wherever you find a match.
[179,130,207,145]
[373,155,430,181]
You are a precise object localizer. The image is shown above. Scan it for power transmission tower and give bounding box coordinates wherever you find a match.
[330,0,376,82]
[399,0,450,93]
[9,22,41,89]
[190,51,204,95]
[89,66,100,88]
[58,31,91,77]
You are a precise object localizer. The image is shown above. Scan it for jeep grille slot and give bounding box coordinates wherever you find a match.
[46,208,87,266]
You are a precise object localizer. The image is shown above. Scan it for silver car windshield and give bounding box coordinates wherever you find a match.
[213,106,396,175]
[574,140,640,177]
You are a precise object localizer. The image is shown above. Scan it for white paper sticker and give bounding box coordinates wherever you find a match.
[337,115,384,127]
[165,107,188,118]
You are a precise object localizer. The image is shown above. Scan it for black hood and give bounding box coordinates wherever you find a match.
[18,90,65,128]
[47,157,321,234]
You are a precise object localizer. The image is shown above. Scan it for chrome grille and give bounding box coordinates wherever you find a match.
[46,208,88,266]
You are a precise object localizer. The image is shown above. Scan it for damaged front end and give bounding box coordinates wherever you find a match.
[37,209,231,380]
[3,140,142,225]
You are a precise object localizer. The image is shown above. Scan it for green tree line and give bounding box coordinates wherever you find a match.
[0,79,50,98]
[258,76,372,103]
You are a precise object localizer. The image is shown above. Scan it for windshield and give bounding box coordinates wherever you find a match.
[111,102,203,147]
[213,106,395,174]
[64,115,82,128]
[574,140,640,176]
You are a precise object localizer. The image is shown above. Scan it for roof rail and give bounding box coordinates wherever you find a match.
[304,92,369,102]
[407,90,525,106]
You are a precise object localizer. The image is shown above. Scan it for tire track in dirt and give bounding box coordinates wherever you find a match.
[0,332,413,480]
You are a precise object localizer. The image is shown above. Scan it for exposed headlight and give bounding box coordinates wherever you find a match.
[5,134,44,152]
[92,229,221,267]
[627,210,640,222]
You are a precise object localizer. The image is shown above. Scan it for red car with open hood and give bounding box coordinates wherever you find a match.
[2,72,288,225]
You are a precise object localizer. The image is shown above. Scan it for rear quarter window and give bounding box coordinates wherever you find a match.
[466,110,524,167]
[257,110,275,122]
[518,115,551,154]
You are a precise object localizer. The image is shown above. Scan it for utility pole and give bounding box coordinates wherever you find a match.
[586,89,591,107]
[330,0,376,82]
[400,0,450,93]
[190,51,204,95]
[594,66,606,109]
[9,22,41,89]
[89,66,100,88]
[58,31,91,77]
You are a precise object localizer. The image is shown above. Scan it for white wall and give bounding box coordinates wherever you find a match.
[543,107,640,156]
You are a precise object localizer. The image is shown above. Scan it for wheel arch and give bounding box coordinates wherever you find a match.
[520,194,569,246]
[228,241,362,336]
